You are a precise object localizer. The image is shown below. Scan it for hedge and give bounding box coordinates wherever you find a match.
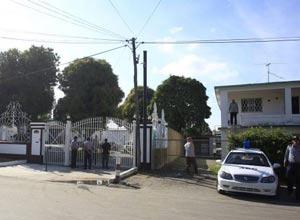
[228,127,292,164]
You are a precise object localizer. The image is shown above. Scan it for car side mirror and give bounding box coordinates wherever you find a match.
[216,159,222,165]
[273,163,281,169]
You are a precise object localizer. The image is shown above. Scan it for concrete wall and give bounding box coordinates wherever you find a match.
[0,143,27,155]
[153,128,184,170]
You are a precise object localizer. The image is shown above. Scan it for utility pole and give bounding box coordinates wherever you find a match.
[131,37,140,168]
[143,50,147,169]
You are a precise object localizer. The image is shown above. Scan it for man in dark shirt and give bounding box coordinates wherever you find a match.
[70,136,79,169]
[284,136,300,200]
[101,139,111,169]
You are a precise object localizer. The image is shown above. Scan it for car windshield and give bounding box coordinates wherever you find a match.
[224,152,270,167]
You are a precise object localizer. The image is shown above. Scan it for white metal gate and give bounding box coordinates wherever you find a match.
[44,117,135,169]
[44,120,66,165]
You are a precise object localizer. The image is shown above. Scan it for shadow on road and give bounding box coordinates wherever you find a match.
[221,187,300,207]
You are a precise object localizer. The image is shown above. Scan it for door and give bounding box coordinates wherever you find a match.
[292,96,300,114]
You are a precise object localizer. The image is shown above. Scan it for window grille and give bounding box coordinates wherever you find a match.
[241,98,262,112]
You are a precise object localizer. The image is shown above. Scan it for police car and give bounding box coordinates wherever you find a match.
[216,148,280,196]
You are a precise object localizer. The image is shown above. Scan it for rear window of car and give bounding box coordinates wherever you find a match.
[224,152,270,167]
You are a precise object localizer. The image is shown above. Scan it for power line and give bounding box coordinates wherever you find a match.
[108,0,134,35]
[34,0,126,39]
[11,0,109,37]
[0,35,123,44]
[137,0,162,37]
[0,45,127,83]
[0,27,124,42]
[10,0,125,39]
[0,35,124,44]
[141,36,300,44]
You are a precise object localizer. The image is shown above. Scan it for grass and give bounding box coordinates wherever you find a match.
[208,163,221,176]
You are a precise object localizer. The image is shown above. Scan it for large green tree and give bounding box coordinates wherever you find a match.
[118,86,154,121]
[55,58,124,121]
[151,75,211,136]
[0,46,59,120]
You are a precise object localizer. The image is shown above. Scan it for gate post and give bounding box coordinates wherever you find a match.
[64,116,72,166]
[27,122,46,163]
[132,120,137,167]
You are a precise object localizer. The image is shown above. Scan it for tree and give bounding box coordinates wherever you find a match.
[151,75,211,135]
[118,86,155,121]
[0,46,59,120]
[55,58,124,121]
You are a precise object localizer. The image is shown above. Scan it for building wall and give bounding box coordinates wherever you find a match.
[228,89,285,115]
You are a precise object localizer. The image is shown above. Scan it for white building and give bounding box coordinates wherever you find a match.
[215,80,300,157]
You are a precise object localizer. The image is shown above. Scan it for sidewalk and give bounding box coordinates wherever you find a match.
[0,163,116,182]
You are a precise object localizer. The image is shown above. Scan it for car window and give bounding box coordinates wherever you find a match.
[224,152,270,167]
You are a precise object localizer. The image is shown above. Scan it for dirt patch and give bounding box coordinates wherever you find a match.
[125,169,217,191]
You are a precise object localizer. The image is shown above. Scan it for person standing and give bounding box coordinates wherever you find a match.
[70,136,79,169]
[84,137,93,170]
[229,99,239,125]
[101,139,111,169]
[284,136,300,200]
[184,137,198,175]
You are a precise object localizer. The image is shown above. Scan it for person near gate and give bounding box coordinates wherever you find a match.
[84,137,93,170]
[184,137,198,175]
[101,138,111,169]
[229,99,239,126]
[284,136,300,200]
[70,136,79,168]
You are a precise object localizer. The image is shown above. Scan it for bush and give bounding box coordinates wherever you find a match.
[228,127,292,164]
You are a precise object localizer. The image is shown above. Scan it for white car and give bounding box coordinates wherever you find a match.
[216,148,280,196]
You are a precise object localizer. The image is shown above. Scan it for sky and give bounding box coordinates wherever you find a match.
[1,0,300,130]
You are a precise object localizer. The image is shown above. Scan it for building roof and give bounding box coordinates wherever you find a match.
[215,80,300,90]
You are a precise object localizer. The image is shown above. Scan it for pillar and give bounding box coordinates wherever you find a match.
[27,122,46,163]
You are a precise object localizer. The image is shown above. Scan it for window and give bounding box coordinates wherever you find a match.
[225,152,270,167]
[241,98,262,112]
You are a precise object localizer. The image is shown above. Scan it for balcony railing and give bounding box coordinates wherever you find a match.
[239,114,300,126]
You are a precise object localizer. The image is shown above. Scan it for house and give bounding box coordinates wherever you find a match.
[215,80,300,158]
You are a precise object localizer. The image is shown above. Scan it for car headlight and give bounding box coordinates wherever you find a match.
[261,176,276,183]
[220,171,233,180]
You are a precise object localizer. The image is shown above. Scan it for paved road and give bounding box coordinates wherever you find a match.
[0,174,299,220]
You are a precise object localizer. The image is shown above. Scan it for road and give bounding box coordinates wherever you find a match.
[0,173,299,220]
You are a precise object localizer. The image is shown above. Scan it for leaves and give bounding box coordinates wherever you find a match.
[0,46,59,120]
[151,75,211,136]
[54,58,124,121]
[118,86,154,121]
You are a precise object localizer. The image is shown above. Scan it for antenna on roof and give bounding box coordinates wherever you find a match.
[254,62,285,83]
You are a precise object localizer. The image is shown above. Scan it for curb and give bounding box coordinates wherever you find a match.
[112,167,138,183]
[120,167,138,180]
[0,160,27,167]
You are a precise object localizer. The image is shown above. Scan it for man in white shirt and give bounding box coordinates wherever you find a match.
[184,137,198,175]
